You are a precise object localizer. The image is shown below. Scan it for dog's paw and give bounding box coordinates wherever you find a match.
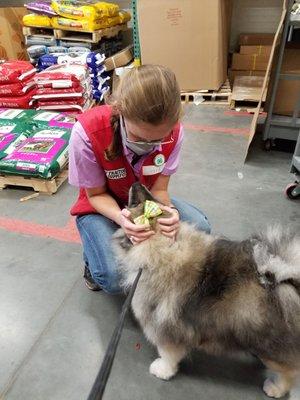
[149,358,177,380]
[263,378,287,398]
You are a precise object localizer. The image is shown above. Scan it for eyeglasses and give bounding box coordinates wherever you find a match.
[122,117,174,146]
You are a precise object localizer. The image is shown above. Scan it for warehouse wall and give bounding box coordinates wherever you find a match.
[3,0,284,49]
[230,0,283,50]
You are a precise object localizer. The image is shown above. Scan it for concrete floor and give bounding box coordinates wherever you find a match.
[0,105,299,400]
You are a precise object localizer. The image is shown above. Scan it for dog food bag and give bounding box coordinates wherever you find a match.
[51,1,119,21]
[26,1,57,17]
[0,129,70,178]
[0,108,36,124]
[37,97,86,109]
[34,64,89,87]
[67,47,90,54]
[23,14,53,28]
[0,132,31,160]
[48,46,68,54]
[51,13,127,31]
[26,36,57,47]
[0,90,37,109]
[37,54,61,71]
[0,62,36,84]
[0,80,36,97]
[0,117,33,159]
[30,110,75,130]
[33,86,85,100]
[27,45,48,59]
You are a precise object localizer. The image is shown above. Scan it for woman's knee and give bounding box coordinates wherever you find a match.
[195,214,211,234]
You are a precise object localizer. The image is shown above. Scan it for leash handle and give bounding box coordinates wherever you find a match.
[87,268,142,400]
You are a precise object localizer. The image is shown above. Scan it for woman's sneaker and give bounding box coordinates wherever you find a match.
[83,265,101,291]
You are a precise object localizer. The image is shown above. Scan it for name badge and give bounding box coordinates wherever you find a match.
[142,164,165,176]
[105,168,127,180]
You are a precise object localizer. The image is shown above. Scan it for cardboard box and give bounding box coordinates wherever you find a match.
[228,69,265,85]
[240,45,272,57]
[0,8,28,60]
[112,63,135,92]
[137,0,231,91]
[231,76,267,102]
[104,45,133,71]
[232,53,269,71]
[272,49,300,116]
[239,33,274,46]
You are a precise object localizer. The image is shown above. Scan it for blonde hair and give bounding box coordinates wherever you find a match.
[105,65,182,160]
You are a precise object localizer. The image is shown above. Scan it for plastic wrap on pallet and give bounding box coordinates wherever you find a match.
[26,36,57,47]
[48,46,68,54]
[27,45,48,58]
[67,47,90,54]
[58,40,93,49]
[25,1,57,17]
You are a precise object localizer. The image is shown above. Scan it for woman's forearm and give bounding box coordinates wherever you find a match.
[151,189,171,206]
[87,192,122,225]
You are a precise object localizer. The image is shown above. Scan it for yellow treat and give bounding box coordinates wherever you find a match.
[133,215,150,227]
[51,1,119,21]
[133,201,162,227]
[23,14,52,28]
[144,200,163,219]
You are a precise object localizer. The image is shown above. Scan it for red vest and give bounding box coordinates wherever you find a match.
[70,105,179,216]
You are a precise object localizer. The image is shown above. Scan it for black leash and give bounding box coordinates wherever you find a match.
[87,268,143,400]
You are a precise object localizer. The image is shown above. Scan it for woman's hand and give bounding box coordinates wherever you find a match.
[119,208,155,245]
[157,206,180,239]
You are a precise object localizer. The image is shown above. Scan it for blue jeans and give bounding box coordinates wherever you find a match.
[76,198,211,294]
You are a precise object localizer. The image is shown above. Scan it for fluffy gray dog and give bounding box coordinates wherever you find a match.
[113,183,300,398]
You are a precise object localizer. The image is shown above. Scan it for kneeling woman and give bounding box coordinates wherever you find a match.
[69,64,210,294]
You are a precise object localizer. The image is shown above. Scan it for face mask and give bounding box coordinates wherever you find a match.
[120,117,156,156]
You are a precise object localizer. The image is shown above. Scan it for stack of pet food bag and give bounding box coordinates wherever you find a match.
[23,1,131,34]
[51,1,130,32]
[0,61,37,109]
[0,108,75,179]
[37,50,110,102]
[33,63,94,112]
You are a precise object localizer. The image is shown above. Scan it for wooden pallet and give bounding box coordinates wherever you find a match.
[54,24,127,43]
[0,168,68,195]
[23,24,127,44]
[23,26,55,39]
[181,79,232,105]
[229,99,265,111]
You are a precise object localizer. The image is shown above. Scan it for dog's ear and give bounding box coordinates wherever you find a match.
[128,182,156,207]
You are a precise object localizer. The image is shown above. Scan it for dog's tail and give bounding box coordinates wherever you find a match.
[253,226,300,326]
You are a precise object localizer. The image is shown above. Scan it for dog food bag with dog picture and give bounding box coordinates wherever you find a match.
[0,119,32,160]
[0,127,71,178]
[30,110,75,130]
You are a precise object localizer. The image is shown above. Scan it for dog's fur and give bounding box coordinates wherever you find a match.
[113,183,300,398]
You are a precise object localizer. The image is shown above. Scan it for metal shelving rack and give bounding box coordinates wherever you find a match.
[131,0,141,66]
[263,0,300,144]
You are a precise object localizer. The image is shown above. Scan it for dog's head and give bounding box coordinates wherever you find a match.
[127,182,171,229]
